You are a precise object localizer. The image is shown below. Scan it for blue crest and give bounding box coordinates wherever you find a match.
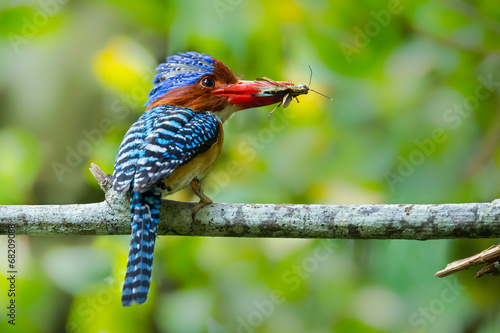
[145,52,215,106]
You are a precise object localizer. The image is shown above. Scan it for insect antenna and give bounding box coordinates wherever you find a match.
[306,64,333,101]
[307,64,313,88]
[309,88,333,100]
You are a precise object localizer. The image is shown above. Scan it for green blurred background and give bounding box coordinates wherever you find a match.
[1,0,500,332]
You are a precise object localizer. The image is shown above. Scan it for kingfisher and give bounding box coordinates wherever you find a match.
[112,51,300,306]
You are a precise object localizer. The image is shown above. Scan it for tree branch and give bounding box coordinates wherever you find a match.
[1,164,500,239]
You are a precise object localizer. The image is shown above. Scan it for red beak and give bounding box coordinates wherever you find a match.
[213,80,294,110]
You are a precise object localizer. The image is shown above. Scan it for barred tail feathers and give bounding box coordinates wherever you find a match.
[122,189,162,306]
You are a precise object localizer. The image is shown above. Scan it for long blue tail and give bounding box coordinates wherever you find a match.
[122,189,162,306]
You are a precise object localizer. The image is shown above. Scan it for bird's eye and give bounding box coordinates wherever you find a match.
[200,77,216,88]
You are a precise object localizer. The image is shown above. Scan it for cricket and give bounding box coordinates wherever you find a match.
[254,65,332,118]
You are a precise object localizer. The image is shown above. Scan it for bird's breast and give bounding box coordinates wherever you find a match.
[160,125,224,194]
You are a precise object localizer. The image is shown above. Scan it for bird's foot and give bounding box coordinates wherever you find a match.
[193,198,213,214]
[191,178,213,216]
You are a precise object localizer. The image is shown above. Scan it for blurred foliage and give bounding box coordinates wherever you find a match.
[1,0,500,332]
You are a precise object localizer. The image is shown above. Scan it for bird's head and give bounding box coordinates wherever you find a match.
[146,52,293,122]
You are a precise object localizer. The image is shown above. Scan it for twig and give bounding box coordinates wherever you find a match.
[435,244,500,278]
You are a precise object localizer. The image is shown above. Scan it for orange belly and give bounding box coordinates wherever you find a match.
[161,128,224,194]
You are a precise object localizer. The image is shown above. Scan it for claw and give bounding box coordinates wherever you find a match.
[193,198,213,214]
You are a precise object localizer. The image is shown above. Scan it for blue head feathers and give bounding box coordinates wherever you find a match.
[145,52,215,106]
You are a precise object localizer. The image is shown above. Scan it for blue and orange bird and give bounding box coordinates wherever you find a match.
[112,52,299,306]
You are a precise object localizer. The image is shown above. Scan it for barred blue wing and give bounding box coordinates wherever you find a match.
[112,105,220,193]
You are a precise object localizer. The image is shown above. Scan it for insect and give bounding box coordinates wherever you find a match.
[254,65,332,118]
